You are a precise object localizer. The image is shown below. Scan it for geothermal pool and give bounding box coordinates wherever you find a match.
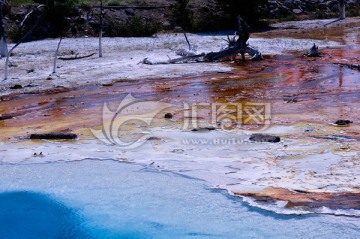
[0,160,359,239]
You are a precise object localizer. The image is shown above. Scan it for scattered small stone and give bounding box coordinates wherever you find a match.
[249,134,281,143]
[30,133,78,140]
[33,152,44,157]
[292,9,302,14]
[146,136,162,141]
[304,126,316,133]
[339,145,351,151]
[25,83,36,88]
[164,113,173,119]
[171,149,185,154]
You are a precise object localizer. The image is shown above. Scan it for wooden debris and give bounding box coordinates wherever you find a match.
[336,63,360,71]
[142,16,262,65]
[304,43,322,57]
[59,53,95,61]
[191,127,216,132]
[0,115,13,121]
[30,133,78,140]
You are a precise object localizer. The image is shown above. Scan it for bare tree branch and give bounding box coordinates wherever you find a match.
[52,37,62,74]
[3,6,44,81]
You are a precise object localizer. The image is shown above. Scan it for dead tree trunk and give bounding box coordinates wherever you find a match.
[3,6,43,81]
[236,16,250,48]
[99,0,103,57]
[339,0,346,19]
[324,1,346,26]
[0,0,10,58]
[52,37,62,74]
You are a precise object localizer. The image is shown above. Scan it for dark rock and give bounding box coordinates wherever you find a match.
[125,8,135,16]
[173,26,183,33]
[191,127,216,132]
[30,133,78,140]
[10,84,23,89]
[284,0,294,8]
[334,120,353,126]
[164,113,173,119]
[249,134,281,143]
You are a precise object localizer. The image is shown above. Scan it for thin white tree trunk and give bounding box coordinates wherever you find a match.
[53,37,62,74]
[0,1,8,58]
[99,0,103,57]
[339,0,346,19]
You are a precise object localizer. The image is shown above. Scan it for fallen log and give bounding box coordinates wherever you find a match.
[30,133,78,140]
[59,53,95,61]
[335,63,360,71]
[169,53,206,63]
[0,115,13,121]
[142,16,262,65]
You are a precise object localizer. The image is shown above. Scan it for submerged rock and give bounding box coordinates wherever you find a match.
[249,134,281,143]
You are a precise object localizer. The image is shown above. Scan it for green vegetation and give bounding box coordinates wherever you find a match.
[12,0,34,6]
[105,16,162,37]
[8,0,360,40]
[171,0,193,30]
[347,5,360,17]
[216,0,267,26]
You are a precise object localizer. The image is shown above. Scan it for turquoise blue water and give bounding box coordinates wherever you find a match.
[0,160,359,239]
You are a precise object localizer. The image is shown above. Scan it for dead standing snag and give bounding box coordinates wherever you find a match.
[0,0,11,58]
